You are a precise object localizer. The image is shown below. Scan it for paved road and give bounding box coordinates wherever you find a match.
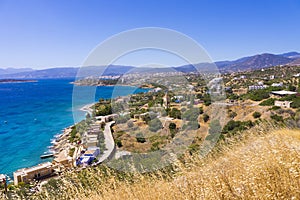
[95,121,116,165]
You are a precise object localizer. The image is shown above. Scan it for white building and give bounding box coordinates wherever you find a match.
[271,82,283,87]
[271,90,297,96]
[293,73,300,77]
[248,85,268,90]
[85,147,100,157]
[153,87,162,92]
[274,100,293,108]
[13,162,54,185]
[257,81,264,85]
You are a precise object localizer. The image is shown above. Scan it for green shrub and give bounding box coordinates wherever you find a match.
[127,121,134,128]
[182,108,200,121]
[188,143,200,154]
[203,114,210,122]
[116,115,130,124]
[253,112,262,119]
[187,121,200,130]
[271,114,283,122]
[116,139,123,147]
[270,106,280,110]
[291,98,300,108]
[169,108,181,119]
[136,133,146,143]
[222,120,254,134]
[151,141,160,151]
[259,98,275,106]
[228,111,237,119]
[148,118,163,132]
[209,120,222,135]
[247,90,270,101]
[199,94,211,106]
[169,122,177,138]
[69,148,75,157]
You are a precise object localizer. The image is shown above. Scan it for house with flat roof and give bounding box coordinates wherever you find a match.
[271,90,297,97]
[248,85,268,91]
[271,82,283,87]
[274,100,293,108]
[77,148,100,167]
[84,147,100,157]
[53,149,73,168]
[82,133,99,148]
[13,162,54,185]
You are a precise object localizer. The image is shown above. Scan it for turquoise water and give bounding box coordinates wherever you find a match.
[0,79,145,177]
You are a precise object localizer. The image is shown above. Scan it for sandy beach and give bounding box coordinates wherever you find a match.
[80,103,95,115]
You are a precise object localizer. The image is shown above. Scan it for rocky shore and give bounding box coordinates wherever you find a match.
[51,126,73,155]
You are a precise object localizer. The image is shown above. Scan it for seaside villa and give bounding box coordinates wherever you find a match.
[13,162,54,185]
[77,147,100,166]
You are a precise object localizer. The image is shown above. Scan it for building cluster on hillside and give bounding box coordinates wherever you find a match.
[76,122,105,167]
[11,115,119,186]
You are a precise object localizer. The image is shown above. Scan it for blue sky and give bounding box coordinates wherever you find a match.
[0,0,300,68]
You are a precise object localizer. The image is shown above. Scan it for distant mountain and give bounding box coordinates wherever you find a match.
[217,53,295,73]
[173,63,216,73]
[1,52,299,78]
[287,58,300,66]
[0,67,34,75]
[77,65,135,77]
[278,51,300,58]
[0,65,136,79]
[0,67,79,79]
[175,52,299,74]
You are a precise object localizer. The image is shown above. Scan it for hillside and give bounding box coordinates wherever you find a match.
[29,128,300,200]
[0,67,79,79]
[0,68,33,75]
[0,66,134,79]
[1,52,300,78]
[219,53,294,72]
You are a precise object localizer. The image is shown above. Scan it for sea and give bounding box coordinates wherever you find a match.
[0,78,146,178]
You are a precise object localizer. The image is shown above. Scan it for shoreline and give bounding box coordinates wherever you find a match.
[8,86,150,181]
[50,83,150,153]
[50,103,95,154]
[50,102,97,154]
[49,126,74,155]
[79,103,94,115]
[70,80,155,89]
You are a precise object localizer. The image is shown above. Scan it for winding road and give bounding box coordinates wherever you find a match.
[94,120,116,165]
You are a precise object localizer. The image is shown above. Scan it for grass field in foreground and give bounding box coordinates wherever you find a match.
[22,128,300,199]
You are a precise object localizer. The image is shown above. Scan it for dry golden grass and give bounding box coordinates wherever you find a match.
[23,128,300,199]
